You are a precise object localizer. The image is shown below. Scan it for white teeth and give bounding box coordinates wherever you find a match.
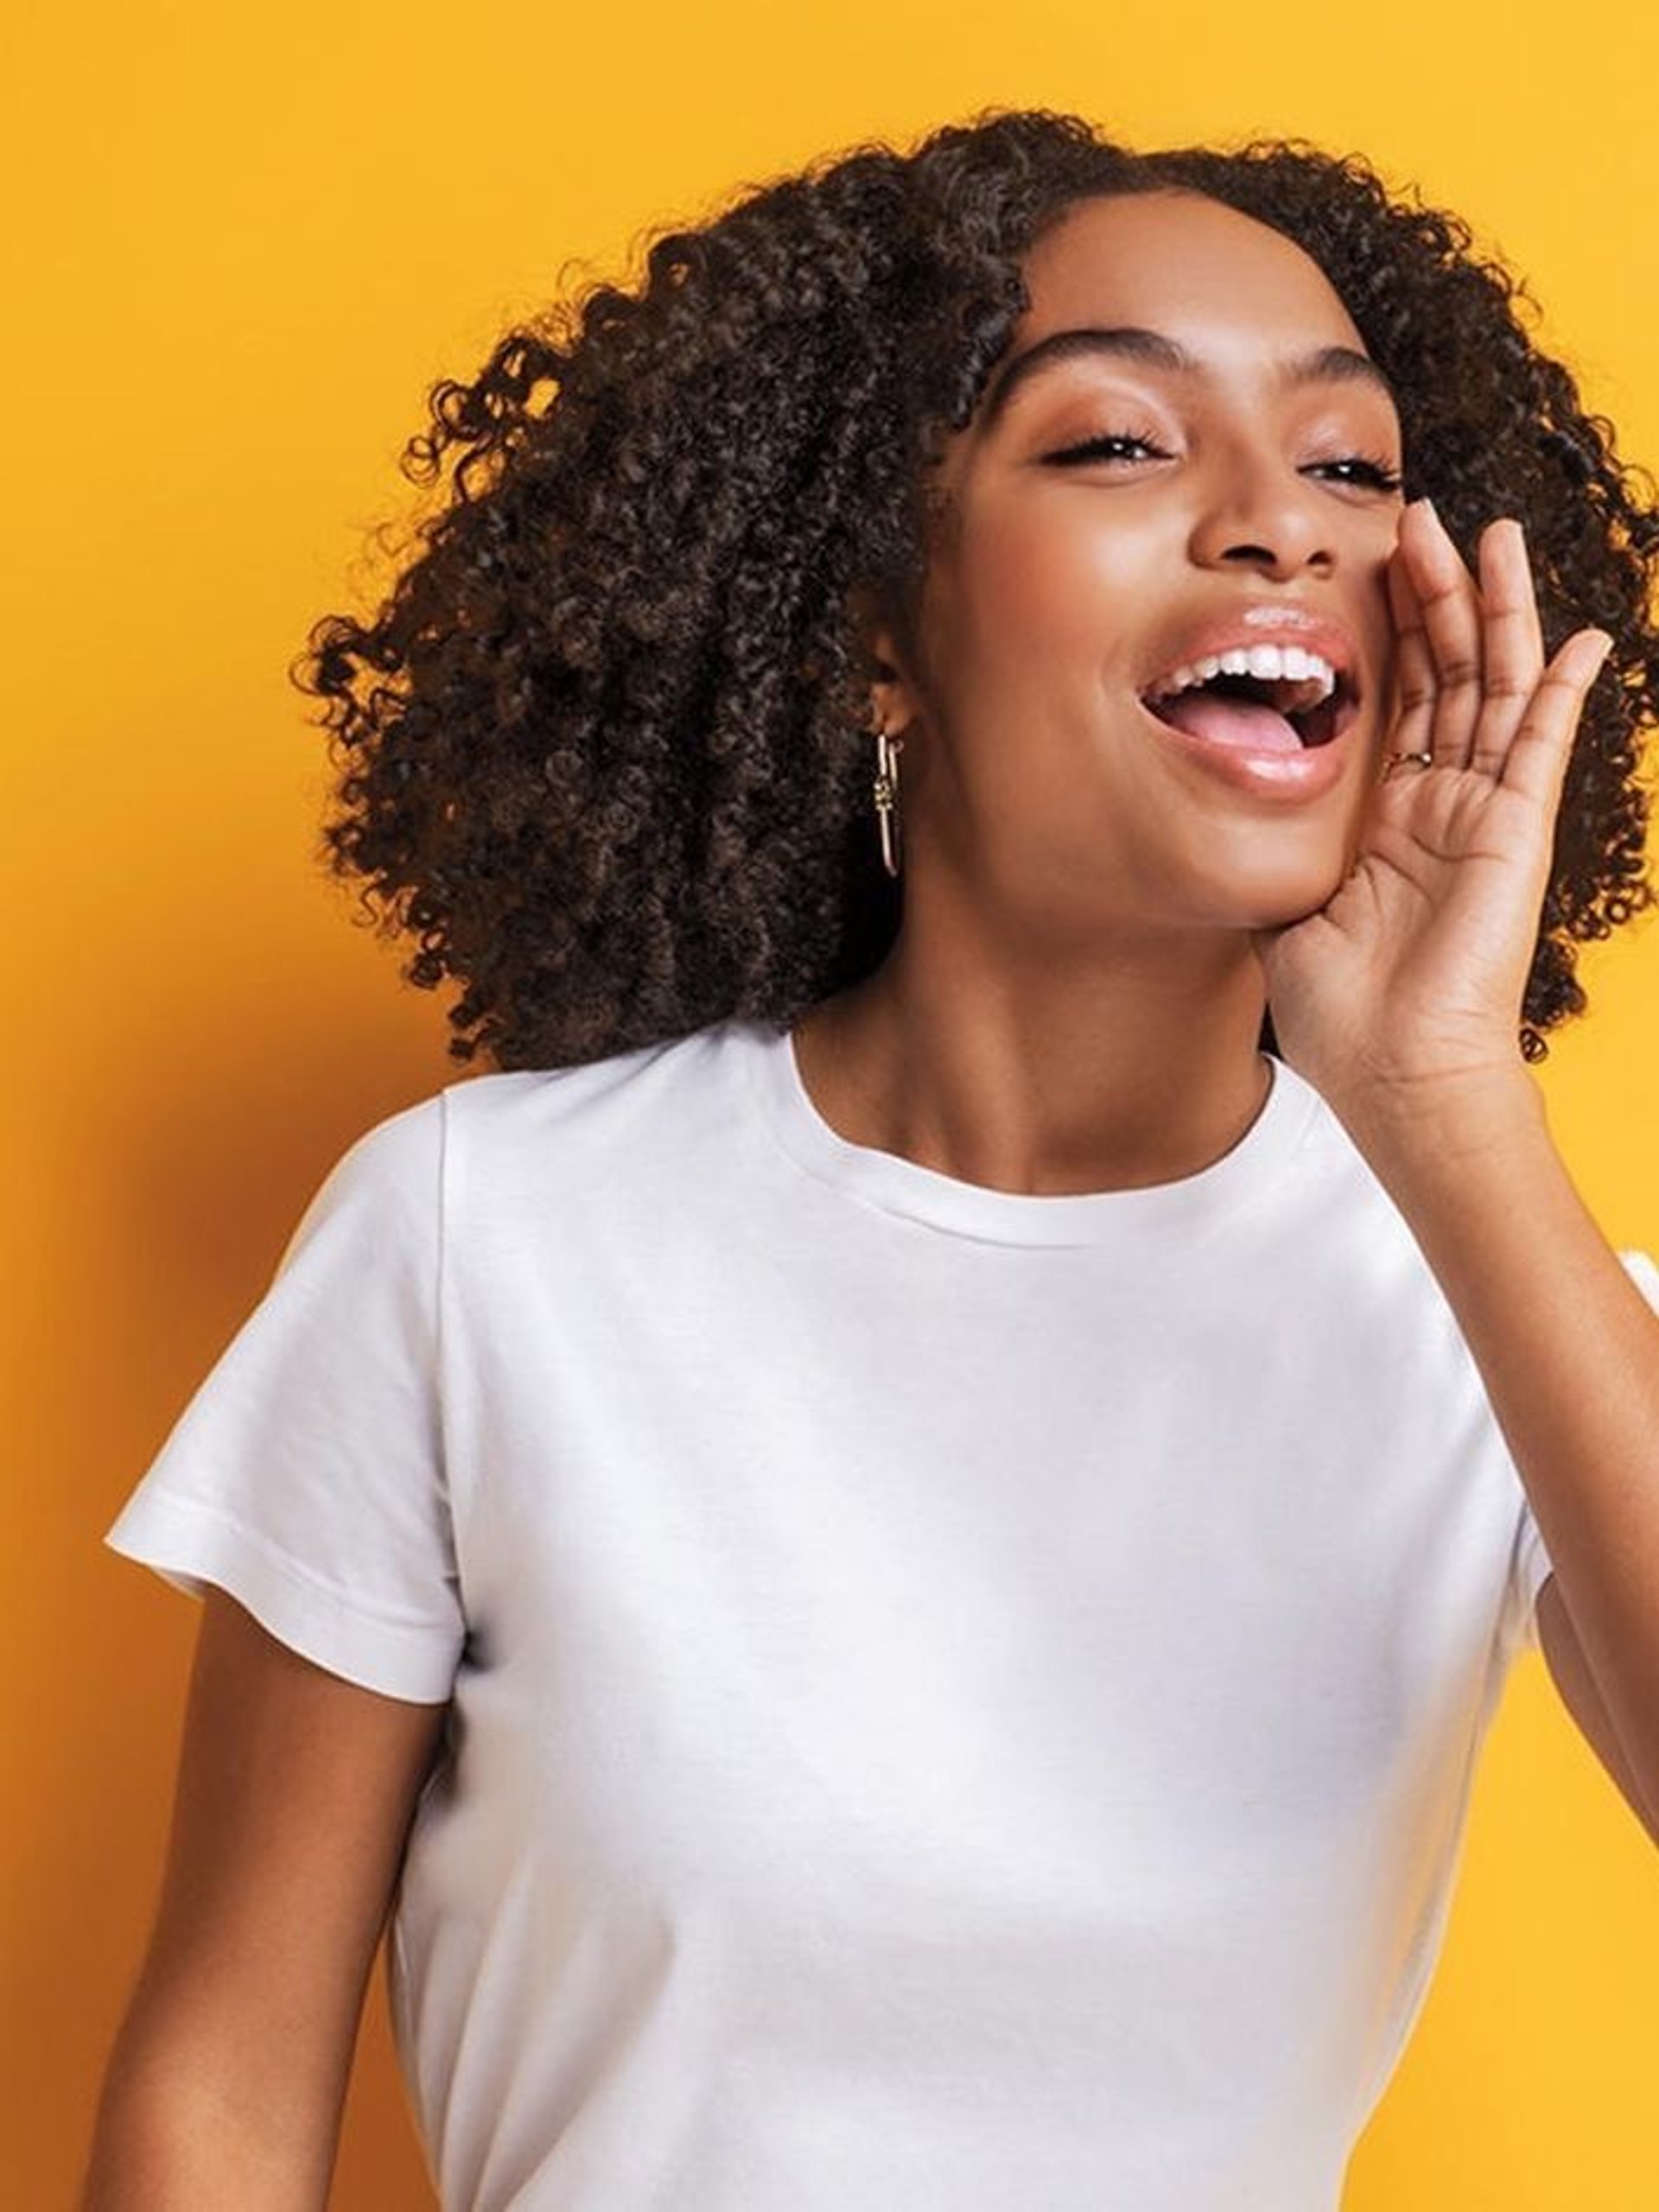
[1146,643,1338,704]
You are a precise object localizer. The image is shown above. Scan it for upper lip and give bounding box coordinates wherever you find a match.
[1140,603,1361,702]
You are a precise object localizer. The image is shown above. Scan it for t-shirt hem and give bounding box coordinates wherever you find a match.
[105,1490,461,1704]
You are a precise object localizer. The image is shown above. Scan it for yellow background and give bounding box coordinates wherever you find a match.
[8,1,1658,2203]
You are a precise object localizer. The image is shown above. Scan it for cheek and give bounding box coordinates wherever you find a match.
[947,493,1173,668]
[1362,550,1402,685]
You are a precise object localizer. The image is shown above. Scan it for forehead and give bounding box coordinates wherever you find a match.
[1013,188,1366,361]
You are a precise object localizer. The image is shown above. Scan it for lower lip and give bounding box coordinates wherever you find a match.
[1137,696,1357,800]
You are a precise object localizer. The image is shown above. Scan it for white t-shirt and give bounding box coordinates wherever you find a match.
[105,1014,1659,2210]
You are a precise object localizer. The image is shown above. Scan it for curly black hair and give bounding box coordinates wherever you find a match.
[293,106,1659,1071]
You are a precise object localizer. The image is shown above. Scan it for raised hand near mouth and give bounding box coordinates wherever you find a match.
[1249,495,1613,1144]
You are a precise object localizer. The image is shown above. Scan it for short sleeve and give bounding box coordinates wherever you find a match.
[1510,1244,1659,1658]
[104,1092,463,1704]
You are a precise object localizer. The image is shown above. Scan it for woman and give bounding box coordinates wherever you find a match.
[86,107,1659,2209]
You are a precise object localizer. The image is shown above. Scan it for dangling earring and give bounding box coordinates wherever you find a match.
[873,723,905,878]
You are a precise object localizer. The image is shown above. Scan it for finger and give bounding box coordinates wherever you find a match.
[1468,518,1546,778]
[1402,499,1485,768]
[1384,542,1438,765]
[1496,628,1612,812]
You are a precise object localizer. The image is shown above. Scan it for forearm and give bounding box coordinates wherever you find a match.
[1344,1072,1659,1811]
[82,1978,350,2211]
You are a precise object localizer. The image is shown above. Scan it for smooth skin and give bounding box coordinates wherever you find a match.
[82,1593,445,2208]
[795,187,1408,1193]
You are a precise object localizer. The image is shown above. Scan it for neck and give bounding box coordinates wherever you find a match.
[790,923,1274,1200]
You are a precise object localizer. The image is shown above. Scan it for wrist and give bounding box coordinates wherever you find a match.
[1327,1065,1549,1187]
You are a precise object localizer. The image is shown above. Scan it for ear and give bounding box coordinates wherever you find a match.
[848,582,926,736]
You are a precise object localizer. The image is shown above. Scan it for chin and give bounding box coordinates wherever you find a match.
[1268,880,1353,931]
[1183,844,1355,933]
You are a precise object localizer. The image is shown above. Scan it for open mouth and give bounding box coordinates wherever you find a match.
[1140,663,1360,752]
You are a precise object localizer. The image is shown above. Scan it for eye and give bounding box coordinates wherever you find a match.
[1043,431,1170,467]
[1044,434,1403,493]
[1304,455,1405,493]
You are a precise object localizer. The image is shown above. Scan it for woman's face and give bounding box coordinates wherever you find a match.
[878,188,1407,946]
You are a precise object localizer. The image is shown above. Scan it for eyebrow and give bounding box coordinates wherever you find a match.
[978,324,1398,429]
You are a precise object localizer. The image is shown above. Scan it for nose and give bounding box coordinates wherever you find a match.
[1186,445,1337,579]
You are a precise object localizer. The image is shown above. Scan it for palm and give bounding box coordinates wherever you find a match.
[1262,766,1547,1090]
[1253,500,1611,1116]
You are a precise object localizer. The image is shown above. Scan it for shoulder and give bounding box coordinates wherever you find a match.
[315,1027,702,1202]
[283,1089,448,1250]
[435,1020,745,1178]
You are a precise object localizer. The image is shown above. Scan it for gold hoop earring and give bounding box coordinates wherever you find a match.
[873,726,905,878]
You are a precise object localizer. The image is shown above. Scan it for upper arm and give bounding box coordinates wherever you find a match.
[1534,1571,1659,1851]
[86,1588,450,2205]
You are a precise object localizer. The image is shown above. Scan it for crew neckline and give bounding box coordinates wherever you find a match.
[733,1016,1322,1247]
